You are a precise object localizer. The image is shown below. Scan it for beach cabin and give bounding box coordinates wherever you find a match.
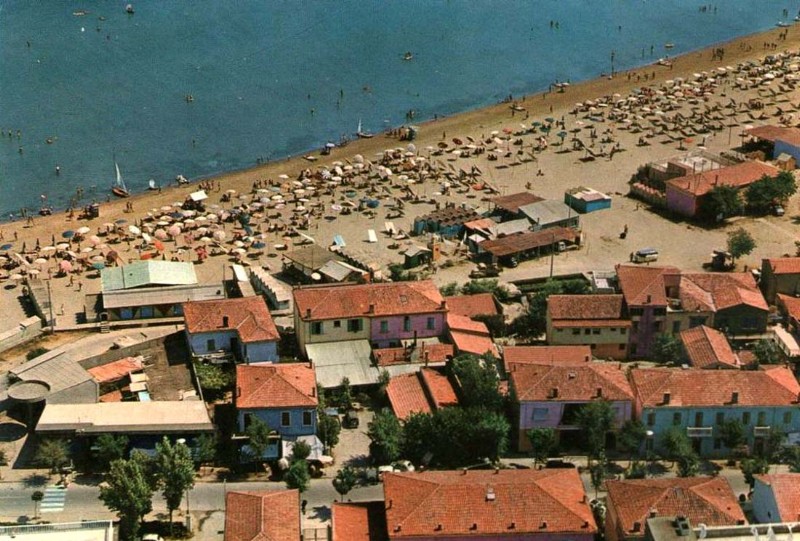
[564,186,612,213]
[518,200,580,231]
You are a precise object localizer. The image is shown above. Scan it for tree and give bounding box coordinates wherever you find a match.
[782,446,800,472]
[99,457,154,541]
[317,411,341,452]
[752,339,781,366]
[193,433,217,465]
[526,428,558,466]
[25,346,49,361]
[575,400,615,461]
[194,363,233,397]
[589,453,608,497]
[35,439,69,473]
[718,418,747,456]
[94,434,129,471]
[676,451,700,477]
[461,279,510,302]
[284,459,310,492]
[367,410,404,464]
[740,457,769,487]
[154,437,195,535]
[291,440,312,461]
[439,282,460,297]
[703,185,740,221]
[244,417,273,464]
[511,281,563,339]
[745,171,797,213]
[652,334,682,365]
[727,228,756,264]
[662,427,699,477]
[450,354,504,412]
[31,490,43,519]
[618,419,648,459]
[332,466,358,499]
[760,426,786,463]
[338,377,353,410]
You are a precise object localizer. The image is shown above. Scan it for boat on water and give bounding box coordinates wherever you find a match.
[111,161,130,198]
[148,179,158,191]
[403,51,413,61]
[356,119,373,139]
[125,4,134,14]
[777,21,791,27]
[664,42,675,49]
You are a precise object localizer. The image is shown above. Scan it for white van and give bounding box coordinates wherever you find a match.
[633,248,659,263]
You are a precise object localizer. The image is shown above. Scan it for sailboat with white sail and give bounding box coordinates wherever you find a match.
[111,160,130,198]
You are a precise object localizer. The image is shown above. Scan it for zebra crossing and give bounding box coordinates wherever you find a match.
[40,485,67,513]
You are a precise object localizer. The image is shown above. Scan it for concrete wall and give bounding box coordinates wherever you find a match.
[370,313,446,348]
[238,407,317,437]
[665,185,697,217]
[0,316,43,354]
[548,322,629,359]
[295,315,370,353]
[187,330,277,362]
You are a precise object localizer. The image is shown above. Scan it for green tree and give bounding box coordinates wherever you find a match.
[439,282,460,297]
[332,466,358,499]
[760,426,786,463]
[291,440,312,461]
[526,428,558,466]
[652,334,683,365]
[662,426,699,477]
[94,434,129,471]
[284,459,310,492]
[367,410,404,464]
[676,452,700,477]
[338,377,353,410]
[703,185,740,221]
[25,346,49,361]
[317,411,341,452]
[718,418,747,454]
[99,457,154,541]
[727,228,756,264]
[193,433,217,465]
[31,490,43,519]
[194,363,233,396]
[745,172,797,213]
[740,457,769,487]
[618,419,648,459]
[244,417,273,463]
[752,339,781,366]
[589,453,608,497]
[35,439,69,473]
[154,437,195,535]
[782,446,800,472]
[511,281,563,339]
[450,354,504,412]
[461,279,510,302]
[575,400,615,461]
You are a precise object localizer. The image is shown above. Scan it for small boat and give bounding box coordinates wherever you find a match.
[777,21,790,27]
[664,42,675,49]
[73,9,89,16]
[125,4,134,14]
[111,160,130,198]
[403,51,413,61]
[657,58,673,67]
[148,179,157,191]
[356,119,373,139]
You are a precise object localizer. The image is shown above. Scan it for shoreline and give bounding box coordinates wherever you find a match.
[2,22,798,237]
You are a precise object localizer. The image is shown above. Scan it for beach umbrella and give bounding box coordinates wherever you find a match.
[27,269,40,276]
[153,239,165,252]
[167,224,182,237]
[114,218,128,225]
[252,241,266,249]
[92,262,106,270]
[9,273,23,281]
[199,236,213,244]
[56,243,70,250]
[0,244,12,251]
[212,230,226,242]
[76,226,91,235]
[33,258,48,265]
[88,235,102,246]
[233,240,245,248]
[154,229,169,240]
[59,260,73,272]
[62,230,75,238]
[232,247,247,255]
[128,225,141,236]
[81,247,94,254]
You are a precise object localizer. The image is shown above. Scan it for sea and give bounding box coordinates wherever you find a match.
[0,0,795,219]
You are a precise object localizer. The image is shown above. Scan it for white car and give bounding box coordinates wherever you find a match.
[142,535,164,541]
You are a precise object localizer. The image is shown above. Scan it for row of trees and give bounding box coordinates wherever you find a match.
[704,171,797,221]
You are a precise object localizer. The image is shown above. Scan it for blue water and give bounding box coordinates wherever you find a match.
[0,0,794,218]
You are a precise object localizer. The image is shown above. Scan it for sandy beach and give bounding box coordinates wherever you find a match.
[3,23,800,333]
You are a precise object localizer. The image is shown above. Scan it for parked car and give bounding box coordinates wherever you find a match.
[772,204,785,216]
[343,410,359,428]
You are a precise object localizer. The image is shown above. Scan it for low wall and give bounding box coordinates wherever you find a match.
[0,316,43,354]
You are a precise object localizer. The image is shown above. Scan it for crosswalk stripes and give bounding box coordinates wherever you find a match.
[40,485,67,513]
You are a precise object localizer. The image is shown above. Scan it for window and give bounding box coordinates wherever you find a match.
[281,411,291,427]
[630,308,643,316]
[757,412,766,426]
[651,322,661,332]
[743,412,751,425]
[311,322,323,335]
[584,328,591,335]
[619,344,626,351]
[532,408,549,422]
[673,412,682,425]
[689,316,706,328]
[347,318,362,333]
[630,344,638,355]
[714,438,722,450]
[694,412,703,427]
[654,308,667,316]
[672,321,681,334]
[592,329,601,335]
[716,412,725,425]
[302,411,313,426]
[620,328,627,335]
[403,316,411,332]
[426,317,435,330]
[244,413,254,429]
[206,338,216,351]
[647,412,656,426]
[333,320,341,328]
[380,320,389,334]
[632,322,639,333]
[140,306,154,318]
[572,328,581,335]
[784,411,793,425]
[590,344,597,350]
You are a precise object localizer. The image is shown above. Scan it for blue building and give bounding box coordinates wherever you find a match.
[630,367,800,458]
[564,186,612,213]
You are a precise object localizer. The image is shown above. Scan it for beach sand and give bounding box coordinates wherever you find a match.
[3,23,800,331]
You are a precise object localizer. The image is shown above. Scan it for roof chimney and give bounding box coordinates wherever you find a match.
[550,387,560,399]
[387,499,393,509]
[731,391,739,404]
[435,524,443,531]
[633,522,642,532]
[462,468,468,475]
[306,308,311,319]
[568,372,576,379]
[663,392,671,405]
[440,300,447,310]
[222,315,229,327]
[650,509,658,518]
[596,387,603,398]
[540,521,548,530]
[471,523,478,531]
[646,294,652,304]
[486,487,496,501]
[368,303,375,314]
[509,522,516,530]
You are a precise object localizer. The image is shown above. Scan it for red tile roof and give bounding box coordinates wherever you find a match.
[445,293,500,318]
[449,330,498,357]
[509,362,634,402]
[778,294,800,322]
[606,478,745,537]
[754,474,800,522]
[490,191,544,213]
[332,501,388,541]
[666,161,779,197]
[746,125,800,146]
[765,257,800,275]
[236,363,318,409]
[679,325,740,369]
[419,368,459,409]
[504,346,592,371]
[548,294,626,321]
[373,344,454,366]
[446,313,489,334]
[679,273,768,312]
[88,356,144,383]
[294,281,445,321]
[383,469,596,538]
[387,373,433,420]
[630,366,800,407]
[224,489,300,541]
[183,297,279,343]
[616,265,680,306]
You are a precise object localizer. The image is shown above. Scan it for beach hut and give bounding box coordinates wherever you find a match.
[564,186,612,213]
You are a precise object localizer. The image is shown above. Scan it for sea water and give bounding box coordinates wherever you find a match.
[0,0,792,218]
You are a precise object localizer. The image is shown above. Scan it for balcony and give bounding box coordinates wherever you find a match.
[753,426,772,437]
[687,426,713,438]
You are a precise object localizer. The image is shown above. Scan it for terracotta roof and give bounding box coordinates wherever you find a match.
[765,257,800,275]
[746,125,800,146]
[778,294,800,322]
[445,293,500,318]
[236,363,318,409]
[754,474,800,522]
[449,330,498,357]
[509,362,634,402]
[447,313,489,334]
[294,281,444,321]
[383,469,596,538]
[490,191,544,213]
[616,265,680,306]
[606,478,745,537]
[481,227,580,258]
[679,325,740,369]
[373,344,454,366]
[387,369,458,421]
[88,356,144,383]
[99,390,123,402]
[332,501,388,541]
[224,489,300,541]
[630,366,800,407]
[504,346,592,371]
[679,273,768,312]
[548,294,625,320]
[665,160,779,197]
[183,297,279,343]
